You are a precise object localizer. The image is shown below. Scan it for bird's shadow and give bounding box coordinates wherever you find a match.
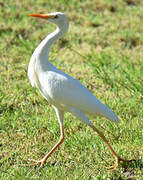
[121,159,143,171]
[118,159,143,179]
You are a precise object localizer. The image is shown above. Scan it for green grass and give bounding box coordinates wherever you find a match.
[0,0,143,179]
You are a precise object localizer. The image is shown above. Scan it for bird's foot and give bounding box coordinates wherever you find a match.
[27,158,46,167]
[106,157,136,170]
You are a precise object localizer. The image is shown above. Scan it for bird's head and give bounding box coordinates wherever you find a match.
[29,12,69,33]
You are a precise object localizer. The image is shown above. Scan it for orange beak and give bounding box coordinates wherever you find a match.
[29,14,53,19]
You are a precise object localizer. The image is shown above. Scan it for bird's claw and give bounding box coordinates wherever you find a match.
[105,157,136,170]
[105,163,118,170]
[118,157,136,166]
[27,158,46,167]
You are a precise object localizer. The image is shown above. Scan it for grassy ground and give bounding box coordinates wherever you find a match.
[0,0,143,179]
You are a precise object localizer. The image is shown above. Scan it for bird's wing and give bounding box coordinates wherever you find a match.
[41,70,95,106]
[39,70,118,122]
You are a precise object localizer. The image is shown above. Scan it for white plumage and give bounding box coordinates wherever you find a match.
[28,12,131,168]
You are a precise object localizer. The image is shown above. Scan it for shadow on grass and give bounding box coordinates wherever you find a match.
[121,159,143,179]
[125,159,143,170]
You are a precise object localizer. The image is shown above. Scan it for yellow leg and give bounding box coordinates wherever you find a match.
[30,125,64,166]
[90,125,133,169]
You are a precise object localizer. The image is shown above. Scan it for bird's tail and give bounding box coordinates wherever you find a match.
[96,101,119,122]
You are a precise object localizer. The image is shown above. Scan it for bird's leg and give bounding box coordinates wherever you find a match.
[90,125,132,169]
[27,108,65,166]
[30,125,64,166]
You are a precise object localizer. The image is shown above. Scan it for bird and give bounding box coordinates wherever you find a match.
[28,12,132,168]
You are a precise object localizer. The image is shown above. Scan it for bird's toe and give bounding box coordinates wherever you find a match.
[27,158,46,166]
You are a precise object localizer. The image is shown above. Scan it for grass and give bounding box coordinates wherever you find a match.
[0,0,143,179]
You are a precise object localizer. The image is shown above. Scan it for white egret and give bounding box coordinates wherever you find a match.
[28,12,132,168]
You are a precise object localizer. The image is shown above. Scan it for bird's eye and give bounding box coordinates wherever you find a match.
[54,15,58,19]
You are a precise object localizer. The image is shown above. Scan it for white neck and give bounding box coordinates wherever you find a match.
[28,24,67,87]
[31,21,68,74]
[36,26,65,59]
